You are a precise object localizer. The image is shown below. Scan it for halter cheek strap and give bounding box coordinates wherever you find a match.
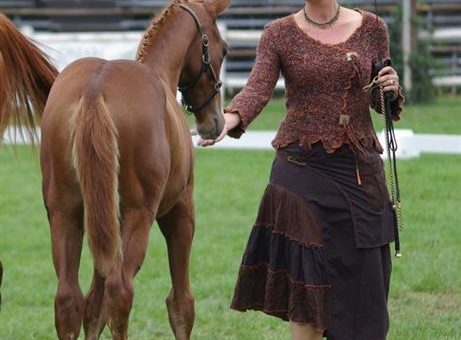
[177,4,222,114]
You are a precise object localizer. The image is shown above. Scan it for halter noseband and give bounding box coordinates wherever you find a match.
[177,4,222,114]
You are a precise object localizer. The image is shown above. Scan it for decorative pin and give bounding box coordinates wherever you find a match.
[346,51,358,61]
[339,114,350,125]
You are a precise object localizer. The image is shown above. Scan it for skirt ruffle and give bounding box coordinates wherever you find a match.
[231,183,330,331]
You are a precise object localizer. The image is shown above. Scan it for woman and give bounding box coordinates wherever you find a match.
[200,0,404,339]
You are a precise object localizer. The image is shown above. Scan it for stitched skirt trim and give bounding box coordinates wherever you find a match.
[231,261,329,331]
[254,183,324,245]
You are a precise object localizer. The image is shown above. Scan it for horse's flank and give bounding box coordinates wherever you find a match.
[0,13,58,144]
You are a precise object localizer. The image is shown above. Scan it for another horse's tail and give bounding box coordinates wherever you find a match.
[71,95,122,277]
[0,13,58,143]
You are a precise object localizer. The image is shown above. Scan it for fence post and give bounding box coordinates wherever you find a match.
[218,21,227,103]
[402,0,414,93]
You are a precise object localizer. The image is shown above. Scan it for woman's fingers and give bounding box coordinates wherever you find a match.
[382,85,398,97]
[197,124,229,147]
[197,138,216,147]
[216,123,229,142]
[378,74,399,86]
[197,112,240,147]
[376,67,400,99]
[378,66,397,77]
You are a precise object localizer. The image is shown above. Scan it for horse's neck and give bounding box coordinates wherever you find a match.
[137,10,196,140]
[139,15,194,94]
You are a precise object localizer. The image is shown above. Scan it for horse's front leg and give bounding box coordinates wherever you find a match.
[157,186,195,340]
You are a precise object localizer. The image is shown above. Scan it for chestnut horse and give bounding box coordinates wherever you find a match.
[40,0,229,339]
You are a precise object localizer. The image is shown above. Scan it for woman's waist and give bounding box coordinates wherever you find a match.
[273,127,382,154]
[277,142,383,175]
[278,142,352,163]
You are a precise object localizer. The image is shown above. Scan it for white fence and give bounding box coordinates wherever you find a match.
[3,127,461,158]
[9,26,459,157]
[21,26,142,71]
[21,23,461,95]
[189,129,461,158]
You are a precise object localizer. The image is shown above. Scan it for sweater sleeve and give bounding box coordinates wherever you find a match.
[225,23,281,138]
[369,17,404,121]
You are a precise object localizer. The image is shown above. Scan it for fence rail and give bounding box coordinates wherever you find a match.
[4,127,460,158]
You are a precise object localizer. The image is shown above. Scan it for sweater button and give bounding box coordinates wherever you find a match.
[346,51,358,61]
[339,114,350,126]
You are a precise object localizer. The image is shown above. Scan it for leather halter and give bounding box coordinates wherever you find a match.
[177,4,223,114]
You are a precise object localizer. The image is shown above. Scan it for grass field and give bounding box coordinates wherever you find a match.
[0,96,460,339]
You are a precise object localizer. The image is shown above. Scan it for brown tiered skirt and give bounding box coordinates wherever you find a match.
[231,143,394,340]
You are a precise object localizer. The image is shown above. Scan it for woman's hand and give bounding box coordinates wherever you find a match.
[377,66,400,100]
[197,112,241,147]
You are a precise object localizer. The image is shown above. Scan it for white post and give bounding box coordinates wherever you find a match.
[402,0,412,93]
[218,21,227,104]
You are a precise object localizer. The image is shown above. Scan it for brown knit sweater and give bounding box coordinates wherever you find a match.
[225,10,404,155]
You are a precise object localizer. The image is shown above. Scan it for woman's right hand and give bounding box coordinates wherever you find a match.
[197,112,241,147]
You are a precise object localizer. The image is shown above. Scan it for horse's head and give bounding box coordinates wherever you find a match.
[178,0,230,140]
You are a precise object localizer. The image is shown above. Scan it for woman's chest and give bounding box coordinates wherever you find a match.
[280,36,376,90]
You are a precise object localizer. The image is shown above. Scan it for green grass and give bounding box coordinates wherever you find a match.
[1,147,460,339]
[1,96,460,339]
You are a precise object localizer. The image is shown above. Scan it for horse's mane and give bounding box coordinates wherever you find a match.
[0,13,58,144]
[136,0,198,63]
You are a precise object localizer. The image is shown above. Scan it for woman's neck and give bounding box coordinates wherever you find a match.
[305,0,338,21]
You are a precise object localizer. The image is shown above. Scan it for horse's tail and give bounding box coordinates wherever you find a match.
[0,13,58,143]
[71,95,122,277]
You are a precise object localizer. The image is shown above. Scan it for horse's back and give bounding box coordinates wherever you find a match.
[44,57,165,126]
[41,57,173,210]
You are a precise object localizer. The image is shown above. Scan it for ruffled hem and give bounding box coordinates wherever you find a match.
[224,105,386,156]
[272,134,384,156]
[231,262,329,331]
[241,225,329,283]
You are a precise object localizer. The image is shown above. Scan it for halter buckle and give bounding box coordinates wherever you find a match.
[201,34,209,47]
[202,53,211,64]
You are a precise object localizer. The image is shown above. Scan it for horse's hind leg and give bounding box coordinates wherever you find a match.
[157,188,195,340]
[83,269,106,340]
[103,207,154,340]
[46,197,85,340]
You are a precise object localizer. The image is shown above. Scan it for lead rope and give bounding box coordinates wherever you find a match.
[364,77,403,258]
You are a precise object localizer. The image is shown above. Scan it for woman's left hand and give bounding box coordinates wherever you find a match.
[377,66,400,100]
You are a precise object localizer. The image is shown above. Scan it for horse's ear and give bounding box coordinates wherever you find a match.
[202,0,231,17]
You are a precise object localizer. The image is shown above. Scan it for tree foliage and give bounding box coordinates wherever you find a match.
[389,5,438,103]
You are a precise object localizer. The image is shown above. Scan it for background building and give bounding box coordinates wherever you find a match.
[1,0,460,95]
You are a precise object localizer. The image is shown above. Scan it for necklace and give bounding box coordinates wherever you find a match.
[303,4,341,29]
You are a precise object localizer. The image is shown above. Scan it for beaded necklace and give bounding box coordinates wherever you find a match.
[303,4,341,29]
